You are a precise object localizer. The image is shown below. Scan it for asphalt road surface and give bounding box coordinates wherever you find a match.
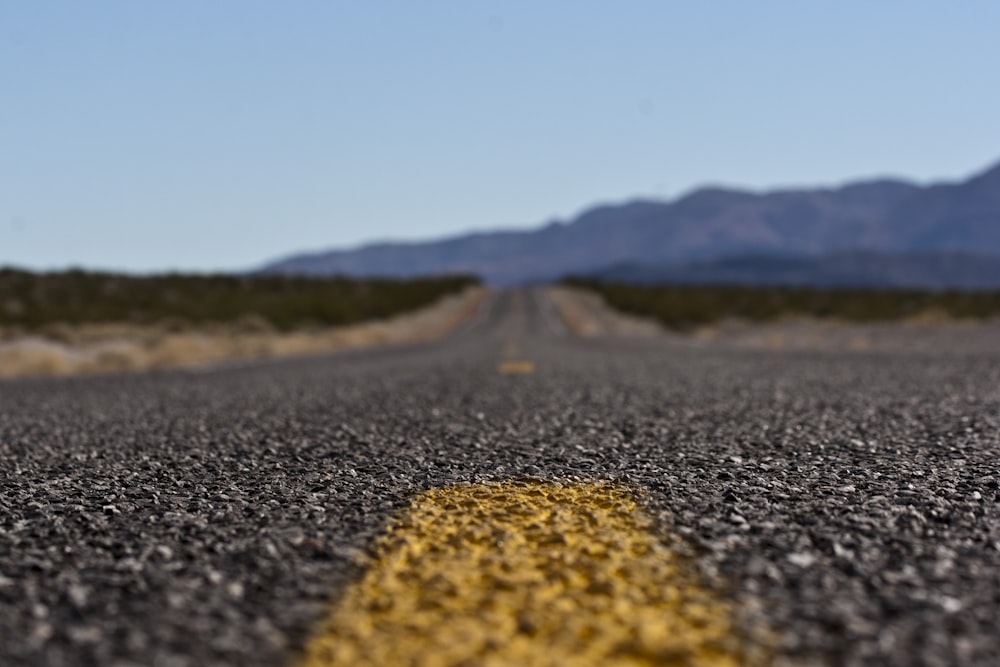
[2,289,999,666]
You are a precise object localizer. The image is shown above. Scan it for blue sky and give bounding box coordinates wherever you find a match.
[2,2,999,272]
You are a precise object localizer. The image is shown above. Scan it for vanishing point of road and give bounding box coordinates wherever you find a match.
[2,290,999,666]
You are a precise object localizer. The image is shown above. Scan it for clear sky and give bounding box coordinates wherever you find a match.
[3,2,999,273]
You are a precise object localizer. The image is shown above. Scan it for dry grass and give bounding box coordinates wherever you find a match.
[0,287,488,379]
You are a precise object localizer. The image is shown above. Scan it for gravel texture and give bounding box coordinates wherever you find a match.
[1,289,999,666]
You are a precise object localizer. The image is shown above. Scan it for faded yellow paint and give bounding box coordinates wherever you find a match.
[498,360,535,374]
[298,481,755,667]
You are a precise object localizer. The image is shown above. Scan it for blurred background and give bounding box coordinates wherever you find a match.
[3,2,998,274]
[3,2,1000,375]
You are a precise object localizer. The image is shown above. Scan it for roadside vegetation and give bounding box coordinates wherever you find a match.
[565,278,1000,331]
[0,269,482,377]
[0,268,477,332]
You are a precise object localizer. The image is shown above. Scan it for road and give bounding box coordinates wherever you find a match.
[2,289,999,666]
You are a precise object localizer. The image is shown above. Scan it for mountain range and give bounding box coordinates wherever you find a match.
[260,158,1000,287]
[592,251,1000,290]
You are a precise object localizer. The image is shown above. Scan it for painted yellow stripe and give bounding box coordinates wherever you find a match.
[298,481,755,666]
[498,360,535,374]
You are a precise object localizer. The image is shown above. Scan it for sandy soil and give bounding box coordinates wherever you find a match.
[690,315,1000,354]
[0,287,488,378]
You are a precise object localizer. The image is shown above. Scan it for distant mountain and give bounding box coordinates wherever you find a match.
[260,159,1000,286]
[591,251,1000,290]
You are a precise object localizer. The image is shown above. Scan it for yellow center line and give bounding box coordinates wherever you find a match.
[297,481,758,666]
[499,335,533,374]
[498,360,535,374]
[496,292,536,374]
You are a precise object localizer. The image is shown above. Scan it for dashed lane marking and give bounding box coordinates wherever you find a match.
[498,360,536,374]
[297,481,754,666]
[496,291,535,374]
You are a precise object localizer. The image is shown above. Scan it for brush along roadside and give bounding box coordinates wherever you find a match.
[549,285,1000,354]
[0,287,488,378]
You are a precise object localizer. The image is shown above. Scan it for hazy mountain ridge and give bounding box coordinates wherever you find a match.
[592,251,1000,290]
[260,159,1000,286]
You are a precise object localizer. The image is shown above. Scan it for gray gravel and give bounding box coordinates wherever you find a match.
[2,290,999,666]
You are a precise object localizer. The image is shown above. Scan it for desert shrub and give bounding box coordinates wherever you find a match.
[564,278,1000,329]
[0,268,477,331]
